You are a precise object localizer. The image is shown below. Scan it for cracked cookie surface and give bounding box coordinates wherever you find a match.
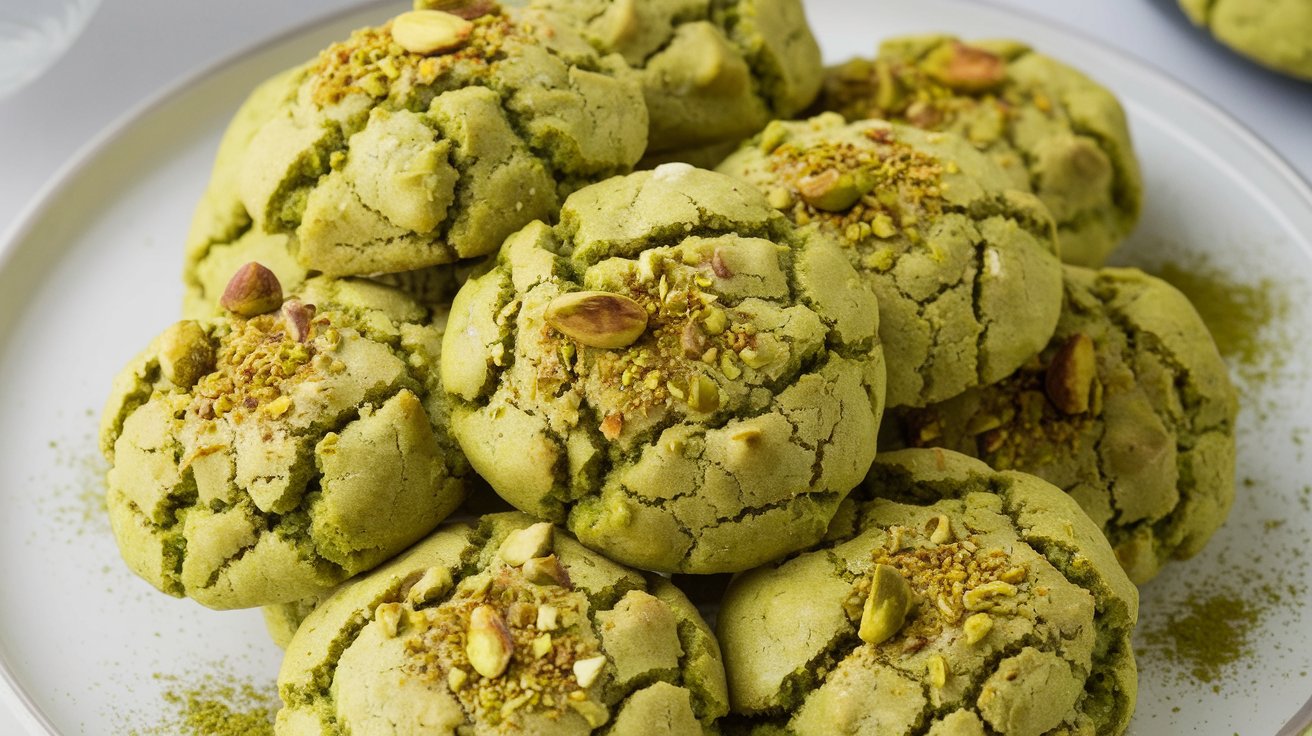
[443,165,886,574]
[232,4,647,278]
[528,0,822,159]
[718,114,1062,408]
[719,448,1138,736]
[275,513,728,735]
[1180,0,1312,79]
[101,276,467,609]
[889,266,1238,584]
[817,35,1143,268]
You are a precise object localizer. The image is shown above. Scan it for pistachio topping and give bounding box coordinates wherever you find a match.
[853,523,1031,644]
[412,0,498,20]
[765,126,946,247]
[858,564,913,645]
[497,522,555,566]
[926,653,949,688]
[391,9,474,56]
[157,320,215,390]
[921,40,1007,93]
[188,308,331,421]
[544,291,650,349]
[219,262,283,317]
[466,605,515,678]
[572,655,607,688]
[402,554,605,728]
[963,612,993,644]
[1045,333,1098,415]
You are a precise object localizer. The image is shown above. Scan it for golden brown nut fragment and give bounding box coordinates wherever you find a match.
[466,605,514,678]
[1045,333,1097,415]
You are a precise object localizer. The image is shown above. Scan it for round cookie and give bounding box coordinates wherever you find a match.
[101,272,467,609]
[180,64,484,319]
[443,165,886,574]
[1180,0,1312,79]
[236,3,647,278]
[275,513,729,735]
[718,114,1063,408]
[718,448,1139,736]
[818,35,1143,267]
[527,0,823,158]
[889,266,1238,583]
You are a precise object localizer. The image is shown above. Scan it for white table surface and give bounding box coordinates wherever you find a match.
[0,0,1307,732]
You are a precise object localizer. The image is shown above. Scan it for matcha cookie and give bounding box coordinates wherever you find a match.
[719,448,1138,736]
[1181,0,1312,79]
[443,165,886,574]
[718,114,1062,408]
[181,65,475,319]
[236,3,647,278]
[528,0,823,158]
[890,266,1238,583]
[819,36,1143,267]
[102,269,467,609]
[276,513,728,735]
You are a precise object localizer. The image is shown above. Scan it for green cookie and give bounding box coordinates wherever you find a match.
[819,35,1143,268]
[528,0,823,158]
[234,4,647,278]
[102,275,467,609]
[719,448,1138,736]
[443,165,887,574]
[1181,0,1312,79]
[275,513,728,735]
[719,114,1063,408]
[889,266,1238,583]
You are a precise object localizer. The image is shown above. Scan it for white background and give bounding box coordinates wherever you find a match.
[0,0,1308,731]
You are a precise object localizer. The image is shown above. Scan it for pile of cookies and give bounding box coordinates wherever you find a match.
[100,2,1238,734]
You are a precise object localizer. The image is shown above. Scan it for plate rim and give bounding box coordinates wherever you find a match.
[1,0,1310,732]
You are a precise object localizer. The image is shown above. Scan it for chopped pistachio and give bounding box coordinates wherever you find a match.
[963,580,1018,611]
[465,605,513,678]
[963,612,993,644]
[572,655,607,688]
[498,522,554,566]
[859,564,913,645]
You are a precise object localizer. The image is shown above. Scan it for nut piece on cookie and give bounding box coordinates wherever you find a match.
[717,448,1139,736]
[719,114,1063,408]
[443,165,887,574]
[100,274,468,609]
[274,513,728,735]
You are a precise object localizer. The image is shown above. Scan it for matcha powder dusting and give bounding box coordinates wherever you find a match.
[1152,261,1286,385]
[135,672,277,736]
[1140,592,1261,685]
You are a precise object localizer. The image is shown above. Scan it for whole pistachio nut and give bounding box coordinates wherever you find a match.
[859,563,913,645]
[220,262,283,317]
[544,291,649,349]
[922,41,1008,93]
[157,320,215,389]
[466,604,514,678]
[1045,332,1097,415]
[411,0,497,20]
[391,9,473,56]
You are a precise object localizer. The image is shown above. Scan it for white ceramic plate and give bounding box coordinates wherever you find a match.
[2,0,1310,733]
